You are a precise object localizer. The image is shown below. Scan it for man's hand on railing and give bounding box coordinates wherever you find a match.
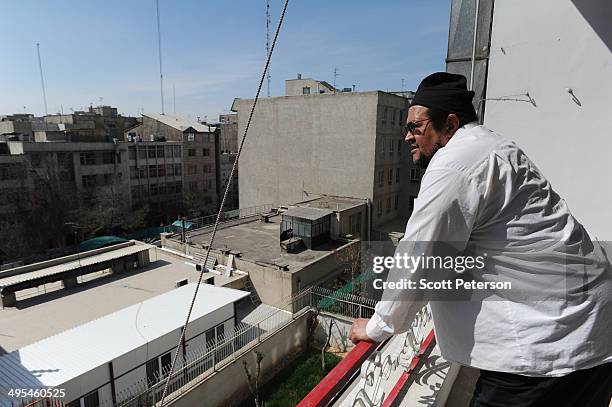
[348,318,375,344]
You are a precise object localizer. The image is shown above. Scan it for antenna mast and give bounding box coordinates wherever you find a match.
[36,43,48,116]
[266,0,271,97]
[173,81,176,114]
[156,0,165,114]
[333,67,339,92]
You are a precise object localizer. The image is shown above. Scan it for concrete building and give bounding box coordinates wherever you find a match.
[218,113,238,153]
[216,152,239,210]
[285,73,336,96]
[0,140,128,223]
[161,195,368,306]
[0,283,248,407]
[0,114,37,139]
[128,113,219,216]
[234,82,421,236]
[446,0,612,240]
[42,106,139,142]
[126,141,184,219]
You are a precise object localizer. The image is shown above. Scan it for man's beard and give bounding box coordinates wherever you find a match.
[412,142,443,170]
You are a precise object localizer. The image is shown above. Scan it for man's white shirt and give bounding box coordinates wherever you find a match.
[366,123,612,376]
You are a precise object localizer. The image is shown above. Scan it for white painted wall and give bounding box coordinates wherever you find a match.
[484,0,612,239]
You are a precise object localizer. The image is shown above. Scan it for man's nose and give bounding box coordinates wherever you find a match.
[405,132,415,144]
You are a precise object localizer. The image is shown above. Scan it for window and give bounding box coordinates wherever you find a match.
[149,165,158,178]
[138,166,147,178]
[187,165,197,175]
[79,152,96,165]
[378,170,384,187]
[188,149,196,157]
[202,148,210,157]
[82,175,96,188]
[102,151,114,164]
[138,148,147,160]
[150,183,159,195]
[377,201,382,217]
[174,145,182,157]
[216,324,225,341]
[160,352,172,377]
[83,390,99,407]
[157,164,165,177]
[166,145,174,157]
[410,168,420,183]
[156,146,165,158]
[409,195,416,210]
[381,138,385,155]
[394,195,399,210]
[349,212,361,235]
[302,86,311,95]
[103,173,113,185]
[388,169,393,185]
[173,164,182,176]
[398,139,402,156]
[386,197,391,213]
[148,146,156,159]
[390,138,394,155]
[396,168,400,183]
[146,358,160,385]
[391,108,396,125]
[189,181,198,192]
[187,133,195,142]
[128,147,136,160]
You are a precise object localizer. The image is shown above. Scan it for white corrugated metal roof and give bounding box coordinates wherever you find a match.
[0,244,152,287]
[144,113,217,133]
[0,283,249,392]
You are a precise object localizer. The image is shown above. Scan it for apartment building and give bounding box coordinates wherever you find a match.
[233,79,422,238]
[128,113,218,216]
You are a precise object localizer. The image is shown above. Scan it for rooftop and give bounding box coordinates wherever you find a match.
[143,113,217,133]
[295,195,367,212]
[188,216,347,272]
[0,250,233,353]
[0,283,249,390]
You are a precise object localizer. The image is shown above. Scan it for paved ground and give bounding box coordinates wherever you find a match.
[0,249,236,353]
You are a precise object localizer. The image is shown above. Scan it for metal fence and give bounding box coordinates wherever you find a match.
[11,286,376,407]
[185,204,273,232]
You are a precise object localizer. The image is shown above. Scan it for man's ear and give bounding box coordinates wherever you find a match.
[447,114,460,134]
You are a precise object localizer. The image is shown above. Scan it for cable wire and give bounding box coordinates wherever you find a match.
[157,0,291,404]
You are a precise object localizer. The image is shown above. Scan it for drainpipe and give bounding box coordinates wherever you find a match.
[469,0,481,91]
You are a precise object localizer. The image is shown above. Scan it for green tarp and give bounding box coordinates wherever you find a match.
[78,236,128,252]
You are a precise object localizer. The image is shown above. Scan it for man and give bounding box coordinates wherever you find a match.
[348,72,612,406]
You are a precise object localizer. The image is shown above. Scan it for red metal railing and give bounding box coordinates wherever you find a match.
[297,341,378,407]
[298,329,436,407]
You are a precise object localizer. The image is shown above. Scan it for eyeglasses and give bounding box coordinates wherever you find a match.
[403,119,432,136]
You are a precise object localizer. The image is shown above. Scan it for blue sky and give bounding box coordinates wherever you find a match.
[0,0,451,121]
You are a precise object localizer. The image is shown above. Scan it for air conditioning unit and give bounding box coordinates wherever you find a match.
[175,279,188,288]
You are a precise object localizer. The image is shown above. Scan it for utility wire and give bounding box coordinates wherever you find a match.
[158,0,291,404]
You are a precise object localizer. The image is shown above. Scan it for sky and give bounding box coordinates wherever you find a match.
[0,0,451,122]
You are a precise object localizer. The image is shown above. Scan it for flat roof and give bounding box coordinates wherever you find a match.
[0,244,151,288]
[188,217,346,271]
[0,283,248,390]
[295,195,366,212]
[282,207,333,220]
[0,250,228,352]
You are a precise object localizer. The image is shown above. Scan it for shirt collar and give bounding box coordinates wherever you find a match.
[446,121,479,146]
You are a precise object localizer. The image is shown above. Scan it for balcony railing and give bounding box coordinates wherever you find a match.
[298,306,435,407]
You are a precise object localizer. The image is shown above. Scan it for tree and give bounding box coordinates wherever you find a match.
[243,351,264,407]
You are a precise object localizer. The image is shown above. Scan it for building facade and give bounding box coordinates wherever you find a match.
[234,84,421,234]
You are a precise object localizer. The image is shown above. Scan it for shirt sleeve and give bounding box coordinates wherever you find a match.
[366,167,481,342]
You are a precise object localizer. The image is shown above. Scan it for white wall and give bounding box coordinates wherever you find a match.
[484,0,612,239]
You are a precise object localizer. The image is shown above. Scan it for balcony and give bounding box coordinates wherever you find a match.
[299,306,470,407]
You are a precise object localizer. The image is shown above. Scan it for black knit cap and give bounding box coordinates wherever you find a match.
[410,72,477,123]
